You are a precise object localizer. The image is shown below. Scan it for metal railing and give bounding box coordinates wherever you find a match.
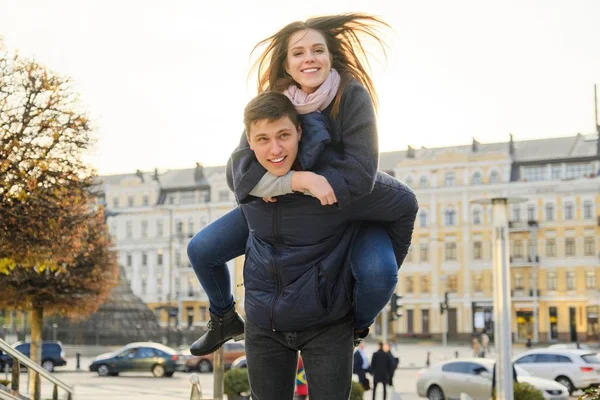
[0,338,74,400]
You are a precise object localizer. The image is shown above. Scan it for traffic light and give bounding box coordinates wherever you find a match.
[440,291,450,314]
[390,293,403,320]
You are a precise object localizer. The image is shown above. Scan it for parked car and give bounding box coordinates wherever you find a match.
[185,342,245,372]
[231,355,247,369]
[547,343,591,350]
[513,348,600,395]
[0,341,66,372]
[89,342,185,377]
[416,358,569,400]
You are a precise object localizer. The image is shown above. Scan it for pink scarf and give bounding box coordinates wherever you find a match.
[284,68,341,115]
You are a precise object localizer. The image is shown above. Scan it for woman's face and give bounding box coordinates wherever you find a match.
[285,29,332,94]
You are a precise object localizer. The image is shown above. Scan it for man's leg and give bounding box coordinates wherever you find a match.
[300,316,354,400]
[245,321,297,400]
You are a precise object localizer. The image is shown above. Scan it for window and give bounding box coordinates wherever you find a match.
[188,278,195,296]
[112,197,119,208]
[545,203,554,221]
[512,240,523,259]
[419,211,428,228]
[110,222,117,239]
[156,276,163,294]
[405,247,413,263]
[474,274,483,292]
[445,209,456,226]
[566,271,576,291]
[512,207,521,222]
[527,204,536,221]
[551,165,562,180]
[445,172,456,187]
[515,355,536,364]
[156,220,164,237]
[564,202,574,220]
[126,253,132,267]
[447,275,458,293]
[141,278,147,295]
[143,195,149,206]
[584,237,595,256]
[473,208,481,225]
[473,242,482,260]
[584,201,594,219]
[419,244,429,262]
[175,250,182,266]
[490,170,500,184]
[472,172,482,185]
[587,271,596,289]
[176,220,183,235]
[141,220,148,238]
[405,277,414,293]
[419,176,429,189]
[565,163,593,179]
[187,218,195,236]
[547,272,557,291]
[142,252,148,266]
[441,362,467,374]
[514,272,523,289]
[128,196,134,207]
[219,190,229,202]
[546,239,556,257]
[126,221,133,239]
[445,242,457,261]
[180,191,196,204]
[565,238,575,257]
[157,250,163,266]
[199,190,210,202]
[523,166,546,181]
[420,276,429,293]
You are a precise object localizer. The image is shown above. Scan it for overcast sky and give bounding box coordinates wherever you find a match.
[1,0,599,175]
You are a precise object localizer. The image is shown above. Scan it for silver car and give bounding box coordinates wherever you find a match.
[416,358,568,400]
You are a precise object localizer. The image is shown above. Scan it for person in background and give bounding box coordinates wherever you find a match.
[472,336,481,357]
[353,342,371,391]
[370,341,395,400]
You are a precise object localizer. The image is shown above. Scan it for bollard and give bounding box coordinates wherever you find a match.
[455,351,459,359]
[213,346,225,400]
[76,352,81,371]
[189,374,202,400]
[426,352,430,367]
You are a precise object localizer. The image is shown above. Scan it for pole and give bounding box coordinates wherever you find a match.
[443,311,448,348]
[382,307,389,344]
[492,198,514,400]
[531,225,539,344]
[213,347,224,400]
[168,207,174,344]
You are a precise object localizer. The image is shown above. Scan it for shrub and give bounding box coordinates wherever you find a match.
[493,382,544,400]
[579,387,600,400]
[223,368,250,397]
[0,379,9,387]
[349,381,364,400]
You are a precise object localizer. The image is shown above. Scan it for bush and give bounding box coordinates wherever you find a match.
[579,387,600,400]
[493,382,544,400]
[223,368,250,397]
[0,379,9,387]
[349,381,364,400]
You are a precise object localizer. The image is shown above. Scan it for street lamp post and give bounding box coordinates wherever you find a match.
[52,323,58,342]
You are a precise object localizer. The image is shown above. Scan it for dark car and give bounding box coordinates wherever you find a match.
[184,342,246,373]
[89,342,185,378]
[0,341,66,372]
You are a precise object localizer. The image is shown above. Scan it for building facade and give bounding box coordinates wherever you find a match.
[98,133,599,343]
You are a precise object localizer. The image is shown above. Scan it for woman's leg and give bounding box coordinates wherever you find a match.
[187,207,248,315]
[187,207,249,355]
[350,223,398,332]
[245,321,298,400]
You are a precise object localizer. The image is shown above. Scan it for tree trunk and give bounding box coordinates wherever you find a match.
[29,304,43,400]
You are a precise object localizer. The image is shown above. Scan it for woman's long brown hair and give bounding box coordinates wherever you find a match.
[250,13,390,118]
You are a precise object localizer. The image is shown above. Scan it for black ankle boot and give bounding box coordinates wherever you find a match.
[190,308,245,356]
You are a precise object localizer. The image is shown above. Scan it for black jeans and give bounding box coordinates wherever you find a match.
[245,316,354,400]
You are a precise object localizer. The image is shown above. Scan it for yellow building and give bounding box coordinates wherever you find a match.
[381,134,600,343]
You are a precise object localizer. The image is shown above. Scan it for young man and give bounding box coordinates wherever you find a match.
[239,91,416,400]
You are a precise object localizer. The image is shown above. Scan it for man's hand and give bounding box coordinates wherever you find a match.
[291,171,337,206]
[262,197,277,203]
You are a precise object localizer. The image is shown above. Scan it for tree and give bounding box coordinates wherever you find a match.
[0,39,118,399]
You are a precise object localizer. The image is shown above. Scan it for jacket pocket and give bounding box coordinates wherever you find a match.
[315,265,331,311]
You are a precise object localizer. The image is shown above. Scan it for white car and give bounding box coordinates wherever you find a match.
[547,343,591,350]
[513,348,600,395]
[416,358,569,400]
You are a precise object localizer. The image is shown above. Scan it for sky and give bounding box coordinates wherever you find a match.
[1,0,599,175]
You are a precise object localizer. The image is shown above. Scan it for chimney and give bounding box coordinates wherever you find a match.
[472,138,479,152]
[509,134,515,156]
[153,168,159,182]
[135,169,144,182]
[194,162,205,182]
[407,145,416,159]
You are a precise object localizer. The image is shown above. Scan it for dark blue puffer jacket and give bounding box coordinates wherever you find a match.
[241,194,360,332]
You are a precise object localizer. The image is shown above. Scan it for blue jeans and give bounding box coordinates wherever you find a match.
[245,315,354,400]
[188,207,398,329]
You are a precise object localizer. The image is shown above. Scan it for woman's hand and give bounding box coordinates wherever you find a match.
[291,171,337,206]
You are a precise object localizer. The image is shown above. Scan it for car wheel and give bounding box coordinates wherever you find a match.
[97,364,110,377]
[198,359,212,373]
[152,364,166,378]
[427,385,445,400]
[555,376,574,395]
[41,360,55,372]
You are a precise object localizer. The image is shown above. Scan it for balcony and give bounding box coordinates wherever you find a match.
[510,255,540,267]
[509,220,539,232]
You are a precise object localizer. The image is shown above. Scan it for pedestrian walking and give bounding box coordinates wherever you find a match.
[353,342,371,391]
[371,342,395,400]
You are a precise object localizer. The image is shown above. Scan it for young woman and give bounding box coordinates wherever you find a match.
[188,13,418,357]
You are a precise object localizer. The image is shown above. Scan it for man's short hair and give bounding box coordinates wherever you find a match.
[244,92,300,134]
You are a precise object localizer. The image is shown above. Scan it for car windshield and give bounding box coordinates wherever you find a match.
[514,365,531,376]
[582,354,600,364]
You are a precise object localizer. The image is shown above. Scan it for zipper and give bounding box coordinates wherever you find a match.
[268,201,283,331]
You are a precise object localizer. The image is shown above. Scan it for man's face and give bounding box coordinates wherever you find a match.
[247,116,301,176]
